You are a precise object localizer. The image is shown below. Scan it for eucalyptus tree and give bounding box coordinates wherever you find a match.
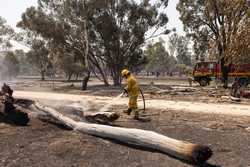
[18,0,170,87]
[0,16,14,50]
[145,39,177,76]
[26,39,49,80]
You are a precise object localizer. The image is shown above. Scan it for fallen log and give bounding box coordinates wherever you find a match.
[230,96,241,102]
[33,102,212,165]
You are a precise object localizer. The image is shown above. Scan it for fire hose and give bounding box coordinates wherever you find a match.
[140,88,146,112]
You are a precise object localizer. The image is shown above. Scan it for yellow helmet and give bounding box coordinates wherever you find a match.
[121,69,130,77]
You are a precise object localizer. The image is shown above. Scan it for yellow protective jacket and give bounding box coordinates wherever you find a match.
[125,74,139,97]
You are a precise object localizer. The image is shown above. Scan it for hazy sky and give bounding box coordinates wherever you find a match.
[0,0,37,29]
[166,0,184,34]
[0,0,184,34]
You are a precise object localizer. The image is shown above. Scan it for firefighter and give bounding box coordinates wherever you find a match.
[121,69,140,119]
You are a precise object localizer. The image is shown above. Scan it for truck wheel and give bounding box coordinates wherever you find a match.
[238,78,248,87]
[199,78,208,87]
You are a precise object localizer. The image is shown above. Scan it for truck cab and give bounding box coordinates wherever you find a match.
[193,62,217,86]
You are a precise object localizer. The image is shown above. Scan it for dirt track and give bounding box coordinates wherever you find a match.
[14,91,250,117]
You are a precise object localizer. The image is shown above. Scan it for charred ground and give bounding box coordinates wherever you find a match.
[0,77,250,167]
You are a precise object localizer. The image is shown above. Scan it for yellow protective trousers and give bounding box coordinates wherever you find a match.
[128,95,138,109]
[126,74,139,110]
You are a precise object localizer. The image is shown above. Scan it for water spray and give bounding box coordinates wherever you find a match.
[98,88,146,113]
[99,93,124,112]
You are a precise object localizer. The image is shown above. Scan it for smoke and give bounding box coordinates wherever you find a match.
[0,51,20,84]
[0,55,5,85]
[0,56,10,85]
[99,93,124,112]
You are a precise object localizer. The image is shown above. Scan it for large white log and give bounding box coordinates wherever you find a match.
[33,102,212,165]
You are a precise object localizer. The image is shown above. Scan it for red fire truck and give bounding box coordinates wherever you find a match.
[193,62,250,86]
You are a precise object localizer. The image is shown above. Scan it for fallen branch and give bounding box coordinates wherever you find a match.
[230,96,241,102]
[156,88,195,94]
[33,102,212,165]
[149,85,196,95]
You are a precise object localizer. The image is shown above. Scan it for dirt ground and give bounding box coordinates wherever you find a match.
[8,77,250,105]
[1,77,250,167]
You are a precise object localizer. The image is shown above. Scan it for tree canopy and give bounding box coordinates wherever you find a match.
[0,16,14,50]
[26,39,49,80]
[17,0,170,87]
[168,33,191,66]
[145,39,176,75]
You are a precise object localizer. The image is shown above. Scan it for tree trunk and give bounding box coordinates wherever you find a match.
[67,73,73,82]
[218,43,228,89]
[112,70,121,86]
[92,69,110,86]
[221,57,228,89]
[112,75,121,86]
[82,71,90,90]
[75,74,79,81]
[156,72,160,77]
[101,72,109,86]
[80,8,90,90]
[33,103,212,165]
[88,52,110,86]
[41,70,45,81]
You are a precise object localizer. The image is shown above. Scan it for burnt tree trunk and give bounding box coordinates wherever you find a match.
[218,42,229,89]
[221,57,229,89]
[82,71,90,90]
[0,84,29,126]
[67,73,73,81]
[75,73,79,81]
[89,52,110,86]
[112,69,121,86]
[41,70,45,81]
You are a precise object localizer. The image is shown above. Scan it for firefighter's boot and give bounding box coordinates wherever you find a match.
[132,109,139,120]
[123,108,132,115]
